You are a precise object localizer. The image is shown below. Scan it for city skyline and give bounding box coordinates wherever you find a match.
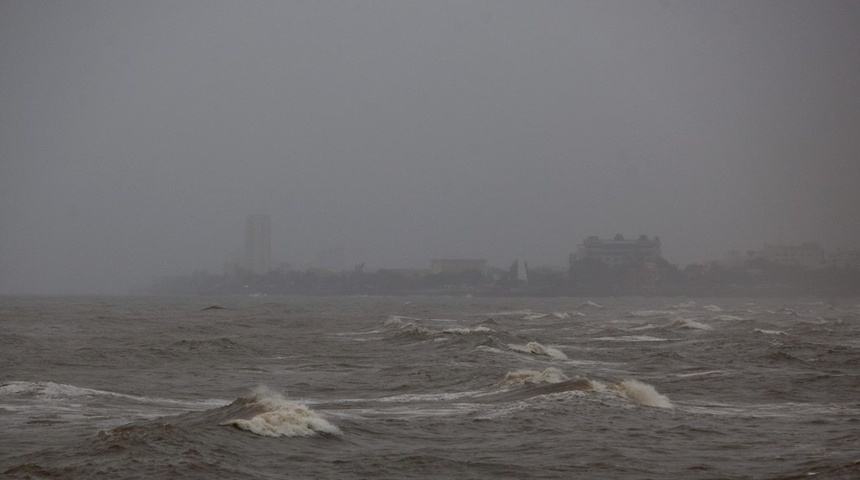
[227,218,856,275]
[2,1,858,294]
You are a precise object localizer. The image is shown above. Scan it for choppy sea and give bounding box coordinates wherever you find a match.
[1,295,859,479]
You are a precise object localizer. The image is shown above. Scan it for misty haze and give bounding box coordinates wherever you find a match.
[2,3,860,479]
[2,1,858,294]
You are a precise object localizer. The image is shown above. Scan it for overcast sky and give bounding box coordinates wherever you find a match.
[2,0,859,294]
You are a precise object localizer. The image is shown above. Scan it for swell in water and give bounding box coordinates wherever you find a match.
[221,388,341,437]
[2,296,859,479]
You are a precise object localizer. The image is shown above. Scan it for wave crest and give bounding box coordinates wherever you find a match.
[508,341,568,359]
[754,329,787,336]
[626,310,675,318]
[222,390,340,438]
[610,380,673,408]
[383,315,494,337]
[441,325,494,335]
[673,318,712,330]
[500,367,569,387]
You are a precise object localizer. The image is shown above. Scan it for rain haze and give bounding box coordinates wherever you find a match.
[1,0,858,294]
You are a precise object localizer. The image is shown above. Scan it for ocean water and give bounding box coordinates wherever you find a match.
[1,295,859,479]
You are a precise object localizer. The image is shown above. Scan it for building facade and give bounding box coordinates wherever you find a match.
[761,242,824,269]
[574,234,662,267]
[244,214,271,275]
[826,247,860,269]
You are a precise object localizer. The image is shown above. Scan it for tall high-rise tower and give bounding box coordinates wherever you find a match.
[244,214,271,275]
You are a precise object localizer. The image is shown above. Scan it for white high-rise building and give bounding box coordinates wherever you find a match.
[244,214,271,275]
[574,234,662,267]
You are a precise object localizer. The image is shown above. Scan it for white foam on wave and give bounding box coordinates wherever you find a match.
[383,315,421,329]
[501,367,569,387]
[565,359,620,368]
[476,345,506,355]
[675,370,729,378]
[594,335,668,342]
[0,381,224,408]
[441,325,494,334]
[611,380,673,408]
[674,318,712,330]
[766,308,798,316]
[223,389,340,438]
[375,391,481,403]
[0,381,119,399]
[626,323,659,332]
[520,311,575,320]
[702,304,723,312]
[384,316,433,335]
[508,341,568,359]
[469,309,534,317]
[384,315,493,336]
[472,309,580,320]
[712,314,744,321]
[754,329,787,336]
[626,310,675,318]
[578,301,605,309]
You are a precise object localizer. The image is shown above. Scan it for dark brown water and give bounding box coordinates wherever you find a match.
[2,296,859,479]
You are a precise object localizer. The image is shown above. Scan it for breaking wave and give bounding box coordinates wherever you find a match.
[222,388,341,438]
[595,335,669,342]
[490,370,672,409]
[672,318,712,330]
[382,316,433,335]
[441,325,494,335]
[610,380,674,408]
[382,315,493,337]
[522,311,574,320]
[754,329,788,336]
[0,381,116,399]
[626,310,675,318]
[0,381,223,408]
[577,301,605,309]
[508,341,568,359]
[499,367,570,387]
[672,301,697,309]
[472,310,578,320]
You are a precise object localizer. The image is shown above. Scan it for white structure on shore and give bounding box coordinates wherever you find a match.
[761,242,824,269]
[573,234,662,267]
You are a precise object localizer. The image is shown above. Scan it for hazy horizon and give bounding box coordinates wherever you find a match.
[2,1,859,294]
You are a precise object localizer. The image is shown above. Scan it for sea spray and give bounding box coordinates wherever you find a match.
[441,325,494,334]
[508,341,568,359]
[223,389,340,437]
[611,380,673,408]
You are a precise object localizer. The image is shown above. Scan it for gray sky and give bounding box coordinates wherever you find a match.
[2,0,859,294]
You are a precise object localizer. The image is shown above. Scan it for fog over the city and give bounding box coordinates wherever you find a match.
[1,1,858,294]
